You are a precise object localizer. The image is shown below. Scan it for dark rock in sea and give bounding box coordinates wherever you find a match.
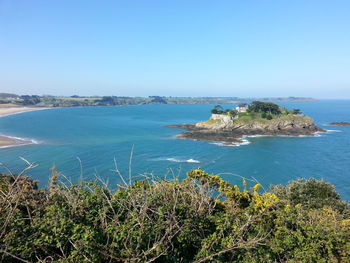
[327,122,350,126]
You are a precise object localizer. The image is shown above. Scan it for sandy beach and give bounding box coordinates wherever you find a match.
[0,106,48,147]
[0,106,49,117]
[0,135,16,147]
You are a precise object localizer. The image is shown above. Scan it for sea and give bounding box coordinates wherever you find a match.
[0,100,349,200]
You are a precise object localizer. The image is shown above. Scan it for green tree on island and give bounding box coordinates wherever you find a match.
[211,105,224,114]
[248,101,281,115]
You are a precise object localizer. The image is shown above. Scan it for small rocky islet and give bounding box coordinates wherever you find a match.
[166,102,325,145]
[327,122,350,126]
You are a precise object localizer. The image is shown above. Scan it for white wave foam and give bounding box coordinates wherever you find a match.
[211,131,324,148]
[165,158,182,162]
[245,133,323,138]
[153,157,200,163]
[243,134,272,138]
[211,139,251,147]
[326,129,342,133]
[186,158,200,163]
[239,139,251,145]
[210,142,237,147]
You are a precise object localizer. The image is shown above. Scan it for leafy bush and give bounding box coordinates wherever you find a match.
[0,170,349,262]
[266,114,273,120]
[271,178,350,216]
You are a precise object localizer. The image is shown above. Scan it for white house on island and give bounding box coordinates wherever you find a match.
[235,103,249,113]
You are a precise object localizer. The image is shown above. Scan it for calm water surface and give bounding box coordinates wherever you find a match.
[0,101,349,200]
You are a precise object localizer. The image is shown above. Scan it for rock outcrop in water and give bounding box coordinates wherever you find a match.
[327,122,350,126]
[167,113,325,145]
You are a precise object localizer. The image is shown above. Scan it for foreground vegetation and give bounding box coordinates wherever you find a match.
[1,168,349,262]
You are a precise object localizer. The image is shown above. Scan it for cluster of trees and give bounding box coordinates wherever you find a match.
[19,95,41,105]
[211,105,225,114]
[247,101,282,115]
[211,105,237,116]
[290,108,301,114]
[211,102,302,120]
[96,96,146,106]
[1,168,349,262]
[149,96,167,104]
[211,102,304,121]
[247,101,301,117]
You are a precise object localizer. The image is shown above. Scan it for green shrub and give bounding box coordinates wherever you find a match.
[0,170,349,262]
[271,178,350,216]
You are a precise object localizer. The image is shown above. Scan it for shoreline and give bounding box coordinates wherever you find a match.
[0,135,37,149]
[0,106,51,118]
[176,130,327,147]
[0,106,49,148]
[0,135,16,148]
[166,124,326,146]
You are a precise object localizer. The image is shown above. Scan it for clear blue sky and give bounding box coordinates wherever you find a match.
[1,0,350,98]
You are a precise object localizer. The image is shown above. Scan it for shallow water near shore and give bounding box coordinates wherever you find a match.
[0,100,349,200]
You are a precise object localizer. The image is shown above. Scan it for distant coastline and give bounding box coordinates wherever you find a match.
[0,93,316,108]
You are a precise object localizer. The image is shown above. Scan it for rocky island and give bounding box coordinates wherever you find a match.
[167,101,325,145]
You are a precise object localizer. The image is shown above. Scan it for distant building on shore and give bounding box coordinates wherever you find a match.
[235,103,248,113]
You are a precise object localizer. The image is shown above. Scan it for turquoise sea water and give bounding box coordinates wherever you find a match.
[0,101,349,200]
